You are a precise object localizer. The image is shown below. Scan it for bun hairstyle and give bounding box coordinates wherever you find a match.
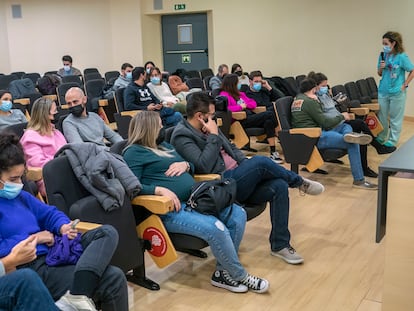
[0,133,25,173]
[299,78,317,93]
[307,71,328,86]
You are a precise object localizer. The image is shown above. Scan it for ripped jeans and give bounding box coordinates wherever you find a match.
[160,203,248,281]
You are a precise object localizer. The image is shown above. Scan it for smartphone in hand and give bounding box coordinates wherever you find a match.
[71,219,80,229]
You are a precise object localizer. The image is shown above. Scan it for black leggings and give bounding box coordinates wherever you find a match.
[240,110,277,139]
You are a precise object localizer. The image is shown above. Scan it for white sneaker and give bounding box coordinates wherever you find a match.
[270,151,284,164]
[299,178,325,196]
[344,132,372,145]
[55,291,97,311]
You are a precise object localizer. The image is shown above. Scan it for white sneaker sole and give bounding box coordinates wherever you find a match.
[344,133,372,145]
[271,251,304,265]
[211,280,248,293]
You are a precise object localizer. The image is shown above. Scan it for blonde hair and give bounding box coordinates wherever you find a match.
[127,111,173,157]
[27,97,55,136]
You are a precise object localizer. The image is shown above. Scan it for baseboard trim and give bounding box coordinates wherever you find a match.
[404,116,414,122]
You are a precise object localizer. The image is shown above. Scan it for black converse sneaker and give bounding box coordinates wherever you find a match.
[211,270,248,293]
[240,273,269,293]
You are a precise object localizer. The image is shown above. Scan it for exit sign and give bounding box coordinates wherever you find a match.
[174,4,186,10]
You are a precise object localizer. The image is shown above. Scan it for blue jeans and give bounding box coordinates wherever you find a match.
[377,91,406,146]
[0,269,59,311]
[19,225,128,311]
[317,123,364,182]
[160,203,248,281]
[223,156,303,252]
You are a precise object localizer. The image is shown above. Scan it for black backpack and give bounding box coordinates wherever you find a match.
[37,74,62,95]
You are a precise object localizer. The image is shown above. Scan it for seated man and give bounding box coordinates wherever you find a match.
[171,92,325,265]
[0,237,63,310]
[245,70,283,112]
[291,78,378,190]
[124,67,182,127]
[209,64,229,90]
[57,55,82,77]
[309,71,395,177]
[63,87,123,146]
[112,63,133,91]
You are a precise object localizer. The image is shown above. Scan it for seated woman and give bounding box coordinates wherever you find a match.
[0,133,128,311]
[0,90,27,131]
[219,74,282,163]
[123,111,269,294]
[231,63,250,86]
[147,67,186,114]
[20,97,67,197]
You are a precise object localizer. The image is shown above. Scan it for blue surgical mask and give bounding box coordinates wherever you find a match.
[252,82,262,92]
[0,100,12,112]
[237,83,242,90]
[0,180,23,200]
[63,65,71,72]
[151,77,161,85]
[317,86,328,96]
[383,45,392,54]
[125,72,132,80]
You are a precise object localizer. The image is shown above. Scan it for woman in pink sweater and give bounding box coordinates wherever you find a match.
[219,74,282,163]
[20,97,67,196]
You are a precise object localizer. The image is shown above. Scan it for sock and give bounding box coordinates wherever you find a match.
[70,270,100,297]
[270,146,276,154]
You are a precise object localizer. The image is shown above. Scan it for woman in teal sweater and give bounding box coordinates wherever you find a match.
[123,111,269,294]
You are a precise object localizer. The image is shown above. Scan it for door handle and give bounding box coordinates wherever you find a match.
[165,49,207,54]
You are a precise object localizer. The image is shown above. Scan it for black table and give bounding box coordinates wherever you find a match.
[376,135,414,242]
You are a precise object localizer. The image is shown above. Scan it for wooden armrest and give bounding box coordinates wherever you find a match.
[349,107,369,116]
[43,95,57,101]
[348,113,355,120]
[131,195,173,214]
[120,110,140,118]
[60,104,69,109]
[252,106,266,113]
[13,98,30,105]
[232,111,247,120]
[26,167,43,181]
[361,103,380,111]
[194,174,221,182]
[289,127,321,138]
[98,99,109,107]
[229,121,249,149]
[77,221,102,233]
[216,118,223,127]
[108,123,117,131]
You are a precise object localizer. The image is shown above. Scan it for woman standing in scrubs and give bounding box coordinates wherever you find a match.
[377,31,414,148]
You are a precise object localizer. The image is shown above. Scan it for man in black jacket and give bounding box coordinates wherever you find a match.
[170,92,325,265]
[245,70,282,112]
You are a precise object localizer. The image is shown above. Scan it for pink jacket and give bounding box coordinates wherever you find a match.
[219,91,257,112]
[20,128,67,196]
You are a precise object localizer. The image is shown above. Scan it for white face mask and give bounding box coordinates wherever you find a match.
[63,65,71,72]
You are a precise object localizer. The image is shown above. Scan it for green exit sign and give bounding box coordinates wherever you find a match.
[174,4,186,10]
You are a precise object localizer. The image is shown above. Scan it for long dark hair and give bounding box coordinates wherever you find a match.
[221,74,240,100]
[0,133,25,174]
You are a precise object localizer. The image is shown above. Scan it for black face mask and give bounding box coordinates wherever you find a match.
[69,105,84,118]
[50,117,58,124]
[235,71,242,77]
[156,127,166,145]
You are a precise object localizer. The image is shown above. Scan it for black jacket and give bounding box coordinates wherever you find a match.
[171,119,245,174]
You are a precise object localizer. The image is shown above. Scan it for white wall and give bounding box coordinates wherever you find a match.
[2,0,414,116]
[1,0,143,75]
[141,0,414,116]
